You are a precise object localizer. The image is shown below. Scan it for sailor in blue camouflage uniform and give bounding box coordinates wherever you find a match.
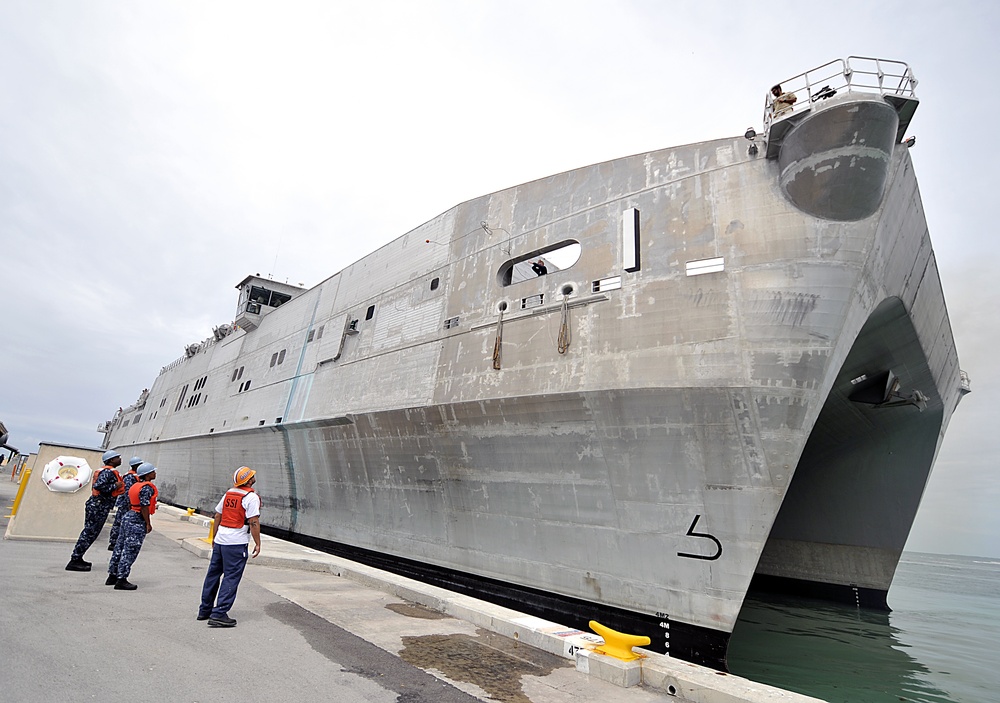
[66,450,125,572]
[107,462,158,590]
[108,456,143,550]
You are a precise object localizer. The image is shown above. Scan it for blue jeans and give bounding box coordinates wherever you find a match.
[199,543,249,618]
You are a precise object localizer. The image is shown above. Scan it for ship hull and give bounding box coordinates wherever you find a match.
[105,96,963,669]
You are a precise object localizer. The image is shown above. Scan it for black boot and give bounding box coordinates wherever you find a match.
[107,544,114,551]
[105,574,117,586]
[65,558,91,572]
[114,578,138,590]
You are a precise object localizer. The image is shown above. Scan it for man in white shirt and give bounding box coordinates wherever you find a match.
[197,466,262,627]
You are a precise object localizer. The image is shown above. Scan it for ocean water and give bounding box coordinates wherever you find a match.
[727,553,1000,702]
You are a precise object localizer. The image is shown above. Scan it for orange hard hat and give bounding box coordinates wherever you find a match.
[233,466,256,486]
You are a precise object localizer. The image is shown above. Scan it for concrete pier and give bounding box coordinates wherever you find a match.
[1,476,823,703]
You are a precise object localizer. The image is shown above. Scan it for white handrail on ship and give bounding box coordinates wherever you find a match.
[158,324,236,376]
[761,56,917,137]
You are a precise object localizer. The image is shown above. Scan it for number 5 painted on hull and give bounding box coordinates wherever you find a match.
[677,514,723,561]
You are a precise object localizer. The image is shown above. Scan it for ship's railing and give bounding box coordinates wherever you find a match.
[158,322,236,376]
[762,56,918,137]
[159,355,187,375]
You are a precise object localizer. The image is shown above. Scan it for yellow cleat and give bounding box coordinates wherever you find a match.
[589,620,650,662]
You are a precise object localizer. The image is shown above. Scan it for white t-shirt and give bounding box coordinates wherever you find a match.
[213,490,261,546]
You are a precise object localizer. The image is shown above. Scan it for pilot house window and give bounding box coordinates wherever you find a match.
[243,286,292,314]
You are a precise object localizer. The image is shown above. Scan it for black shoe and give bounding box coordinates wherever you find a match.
[107,544,114,551]
[105,574,117,586]
[114,578,138,590]
[65,559,91,572]
[196,614,210,621]
[207,615,237,627]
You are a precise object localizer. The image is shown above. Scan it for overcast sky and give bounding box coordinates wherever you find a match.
[3,1,998,558]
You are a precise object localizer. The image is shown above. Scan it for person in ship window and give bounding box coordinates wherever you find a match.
[531,259,548,276]
[770,84,797,117]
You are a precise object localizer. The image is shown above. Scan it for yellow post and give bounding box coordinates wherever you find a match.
[589,620,651,662]
[7,468,32,518]
[201,517,216,544]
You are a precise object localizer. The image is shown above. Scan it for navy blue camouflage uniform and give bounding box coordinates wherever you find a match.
[109,482,155,580]
[108,471,139,547]
[70,466,121,561]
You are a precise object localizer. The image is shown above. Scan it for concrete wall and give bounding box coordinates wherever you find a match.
[5,442,106,541]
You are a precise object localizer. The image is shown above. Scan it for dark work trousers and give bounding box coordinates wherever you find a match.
[199,543,250,618]
[70,496,116,560]
[109,474,138,546]
[109,512,147,579]
[108,500,128,547]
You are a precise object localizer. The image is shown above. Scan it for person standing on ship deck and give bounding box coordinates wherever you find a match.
[770,84,797,117]
[198,466,261,627]
[108,456,143,550]
[107,462,157,590]
[66,450,124,571]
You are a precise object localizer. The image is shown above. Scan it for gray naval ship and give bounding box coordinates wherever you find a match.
[101,57,968,669]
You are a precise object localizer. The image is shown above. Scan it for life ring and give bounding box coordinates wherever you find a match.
[41,456,94,493]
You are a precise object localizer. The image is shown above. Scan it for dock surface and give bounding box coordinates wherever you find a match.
[1,476,821,703]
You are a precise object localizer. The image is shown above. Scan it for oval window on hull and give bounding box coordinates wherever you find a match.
[497,240,582,287]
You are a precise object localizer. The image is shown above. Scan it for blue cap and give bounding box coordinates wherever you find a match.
[102,450,121,463]
[136,462,156,477]
[129,456,143,467]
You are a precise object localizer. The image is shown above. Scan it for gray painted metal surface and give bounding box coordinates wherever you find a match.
[102,72,964,668]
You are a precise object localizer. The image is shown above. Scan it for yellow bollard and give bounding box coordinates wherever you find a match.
[6,468,32,518]
[200,518,216,544]
[589,620,651,662]
[186,507,195,516]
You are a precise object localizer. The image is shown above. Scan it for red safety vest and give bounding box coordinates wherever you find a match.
[220,487,257,528]
[128,480,158,515]
[92,466,125,498]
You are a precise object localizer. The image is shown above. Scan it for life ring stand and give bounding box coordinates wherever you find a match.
[40,456,94,493]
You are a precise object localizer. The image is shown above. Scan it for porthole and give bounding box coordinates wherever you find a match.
[497,301,508,312]
[561,284,574,296]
